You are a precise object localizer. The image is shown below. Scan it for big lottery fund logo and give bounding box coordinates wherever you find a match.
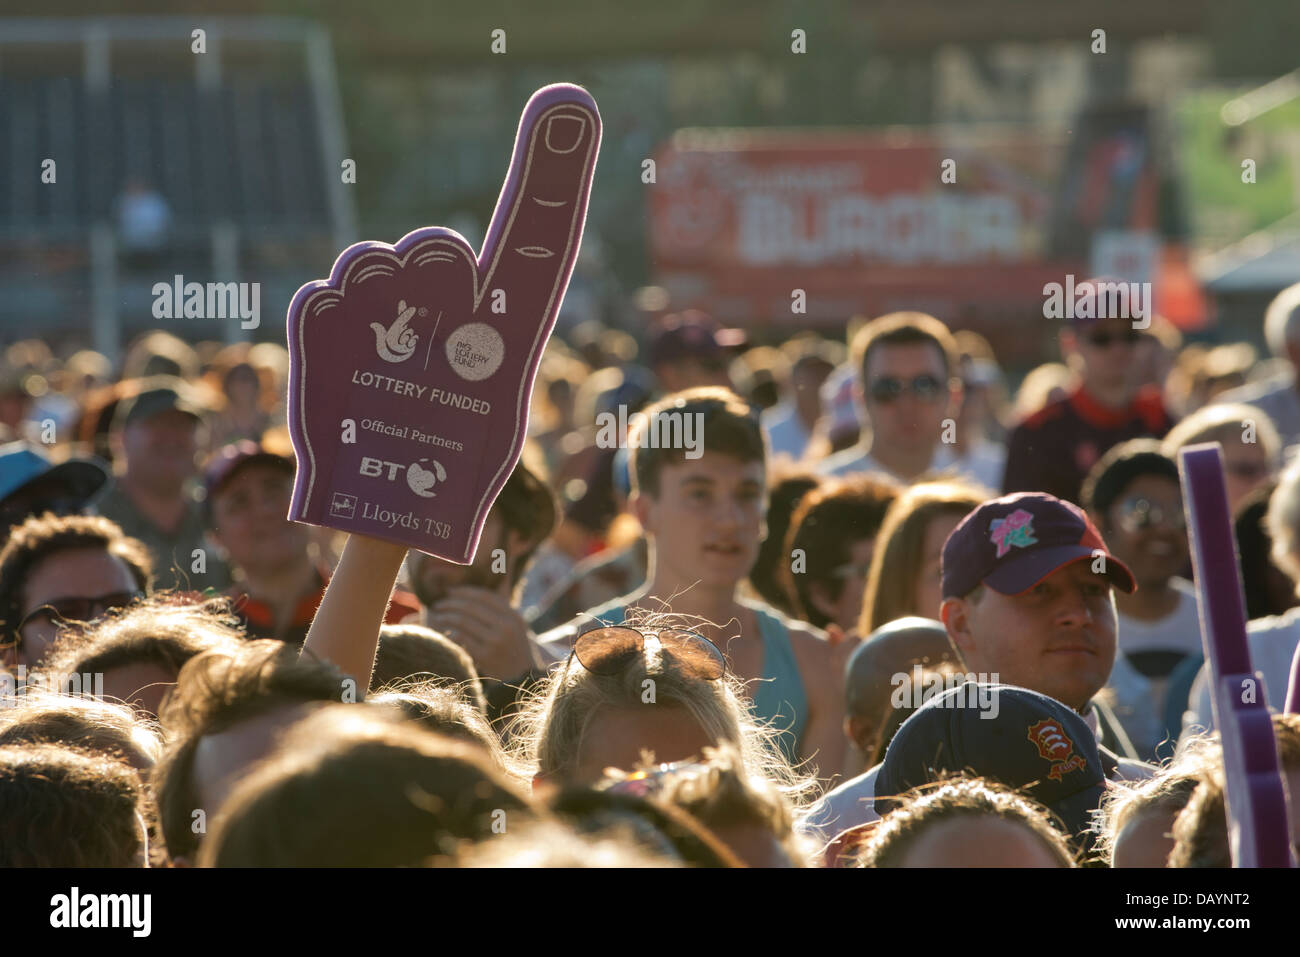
[372,299,428,363]
[359,455,447,497]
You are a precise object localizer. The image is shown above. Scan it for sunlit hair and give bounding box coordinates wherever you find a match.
[198,704,535,867]
[649,742,816,866]
[368,681,510,773]
[856,776,1077,868]
[0,689,162,769]
[1266,458,1300,593]
[41,597,244,706]
[153,638,353,861]
[1170,715,1300,868]
[0,742,145,867]
[510,609,813,802]
[455,818,681,868]
[1098,737,1220,866]
[860,481,990,633]
[372,623,487,713]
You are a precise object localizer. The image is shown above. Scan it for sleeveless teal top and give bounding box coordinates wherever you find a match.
[583,600,809,765]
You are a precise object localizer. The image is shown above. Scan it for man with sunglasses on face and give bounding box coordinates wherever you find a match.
[1003,280,1175,506]
[1082,440,1200,763]
[818,312,980,486]
[0,513,150,677]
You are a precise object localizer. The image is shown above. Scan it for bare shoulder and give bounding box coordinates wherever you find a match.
[784,620,837,675]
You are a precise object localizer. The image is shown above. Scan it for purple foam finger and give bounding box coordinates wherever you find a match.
[285,84,600,564]
[1179,443,1293,867]
[1286,639,1300,714]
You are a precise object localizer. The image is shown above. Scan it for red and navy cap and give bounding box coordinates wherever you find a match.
[941,492,1135,600]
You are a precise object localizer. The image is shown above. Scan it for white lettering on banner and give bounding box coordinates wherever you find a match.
[349,370,491,415]
[737,192,1021,265]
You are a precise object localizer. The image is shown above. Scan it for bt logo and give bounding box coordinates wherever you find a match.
[359,456,447,498]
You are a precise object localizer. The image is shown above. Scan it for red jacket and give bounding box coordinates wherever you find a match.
[228,567,420,646]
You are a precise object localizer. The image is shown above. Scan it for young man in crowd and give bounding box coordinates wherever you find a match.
[801,491,1153,844]
[538,387,844,778]
[1002,281,1175,505]
[205,440,418,644]
[96,376,230,589]
[818,312,975,485]
[0,513,151,675]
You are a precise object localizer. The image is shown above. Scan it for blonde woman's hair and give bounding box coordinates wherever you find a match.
[510,610,814,804]
[860,481,990,633]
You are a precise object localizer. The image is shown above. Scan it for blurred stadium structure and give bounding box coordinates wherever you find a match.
[1,3,1298,367]
[0,17,354,358]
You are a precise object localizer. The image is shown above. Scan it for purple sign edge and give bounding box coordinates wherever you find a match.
[1179,443,1293,868]
[284,82,601,564]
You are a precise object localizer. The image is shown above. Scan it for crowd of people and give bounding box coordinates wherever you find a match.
[2,278,1299,868]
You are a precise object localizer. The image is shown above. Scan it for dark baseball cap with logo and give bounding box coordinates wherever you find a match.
[941,492,1135,600]
[874,683,1111,847]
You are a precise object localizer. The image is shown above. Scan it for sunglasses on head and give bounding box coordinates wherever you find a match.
[1086,329,1144,348]
[867,374,945,404]
[1117,497,1186,533]
[569,626,726,681]
[15,590,143,634]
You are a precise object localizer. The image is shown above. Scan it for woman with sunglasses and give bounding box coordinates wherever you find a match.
[517,620,809,800]
[536,388,847,782]
[0,513,151,676]
[1082,440,1199,762]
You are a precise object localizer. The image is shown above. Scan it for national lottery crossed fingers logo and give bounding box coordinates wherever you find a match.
[286,83,601,564]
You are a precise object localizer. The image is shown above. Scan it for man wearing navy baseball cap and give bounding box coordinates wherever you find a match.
[799,490,1154,846]
[873,684,1112,855]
